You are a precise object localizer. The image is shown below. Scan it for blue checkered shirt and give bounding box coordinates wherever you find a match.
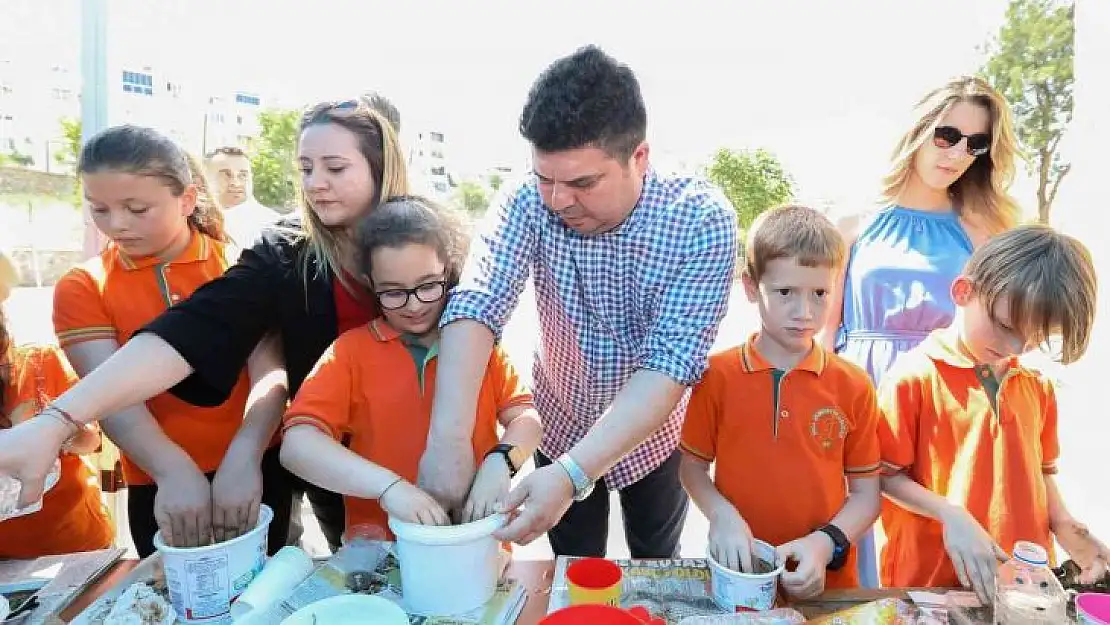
[441,170,738,489]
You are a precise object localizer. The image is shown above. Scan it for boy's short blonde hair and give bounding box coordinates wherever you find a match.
[745,205,846,282]
[965,224,1097,364]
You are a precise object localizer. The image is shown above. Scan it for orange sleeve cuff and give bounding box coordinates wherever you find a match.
[282,414,340,441]
[846,462,882,478]
[679,441,713,462]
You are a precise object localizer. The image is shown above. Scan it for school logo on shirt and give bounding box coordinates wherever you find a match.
[810,407,848,450]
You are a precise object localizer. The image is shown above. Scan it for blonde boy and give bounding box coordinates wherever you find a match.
[879,224,1109,603]
[680,205,882,600]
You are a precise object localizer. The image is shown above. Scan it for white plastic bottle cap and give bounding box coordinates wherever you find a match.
[1012,541,1049,566]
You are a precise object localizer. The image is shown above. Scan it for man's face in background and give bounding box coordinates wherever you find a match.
[207,151,253,208]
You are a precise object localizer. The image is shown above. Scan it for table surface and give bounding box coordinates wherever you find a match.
[60,558,935,623]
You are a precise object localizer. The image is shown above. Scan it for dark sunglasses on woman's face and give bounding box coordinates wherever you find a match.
[933,126,991,157]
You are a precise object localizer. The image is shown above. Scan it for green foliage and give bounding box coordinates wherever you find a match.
[455,180,490,215]
[56,117,81,165]
[704,148,795,230]
[250,109,300,210]
[488,173,503,191]
[980,0,1074,223]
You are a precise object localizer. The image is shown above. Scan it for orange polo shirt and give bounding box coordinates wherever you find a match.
[1,345,114,558]
[53,232,251,485]
[283,318,534,538]
[878,327,1059,588]
[681,336,882,589]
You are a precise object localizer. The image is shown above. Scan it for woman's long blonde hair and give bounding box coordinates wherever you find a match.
[296,97,409,288]
[881,76,1021,234]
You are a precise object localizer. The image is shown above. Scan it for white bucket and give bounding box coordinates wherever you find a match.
[707,539,785,612]
[388,513,506,616]
[153,504,273,624]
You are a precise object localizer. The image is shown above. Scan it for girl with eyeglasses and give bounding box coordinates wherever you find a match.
[280,196,541,535]
[0,94,407,554]
[821,76,1021,587]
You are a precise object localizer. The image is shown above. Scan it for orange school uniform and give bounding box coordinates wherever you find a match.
[52,232,252,485]
[681,337,882,589]
[878,328,1059,588]
[283,318,534,538]
[0,345,114,558]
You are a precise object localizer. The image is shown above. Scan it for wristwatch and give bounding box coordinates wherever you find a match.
[485,443,526,478]
[817,523,851,571]
[555,453,595,502]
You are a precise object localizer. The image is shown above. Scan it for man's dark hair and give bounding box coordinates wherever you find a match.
[205,145,247,159]
[519,45,647,161]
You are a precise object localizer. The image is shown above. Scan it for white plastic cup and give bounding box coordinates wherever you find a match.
[229,545,314,619]
[153,504,273,624]
[707,539,785,612]
[388,513,506,616]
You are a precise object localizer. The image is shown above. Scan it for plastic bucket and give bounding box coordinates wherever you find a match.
[388,513,506,616]
[153,504,273,624]
[706,539,785,612]
[1077,593,1110,624]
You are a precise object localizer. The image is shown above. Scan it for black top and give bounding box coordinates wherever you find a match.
[141,218,340,406]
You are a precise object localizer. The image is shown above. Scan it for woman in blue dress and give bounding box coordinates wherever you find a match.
[822,76,1022,587]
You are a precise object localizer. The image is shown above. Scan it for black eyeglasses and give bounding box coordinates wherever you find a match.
[375,280,447,311]
[933,126,991,157]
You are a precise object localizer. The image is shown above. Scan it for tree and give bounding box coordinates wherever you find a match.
[980,0,1074,224]
[455,180,490,215]
[55,117,81,166]
[250,109,300,211]
[704,148,794,230]
[488,173,503,191]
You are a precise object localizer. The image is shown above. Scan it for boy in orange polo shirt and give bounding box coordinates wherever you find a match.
[1,250,113,558]
[281,196,542,536]
[680,205,882,600]
[879,225,1110,603]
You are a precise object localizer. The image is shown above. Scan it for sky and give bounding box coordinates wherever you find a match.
[3,0,1037,212]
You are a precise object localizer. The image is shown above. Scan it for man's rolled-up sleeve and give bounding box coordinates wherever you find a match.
[641,197,738,386]
[440,183,540,338]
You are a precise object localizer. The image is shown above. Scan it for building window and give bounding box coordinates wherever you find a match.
[235,93,261,106]
[431,150,444,159]
[433,182,448,193]
[430,166,446,176]
[430,132,445,143]
[122,70,153,96]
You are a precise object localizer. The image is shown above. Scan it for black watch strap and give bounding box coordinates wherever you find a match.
[818,523,851,571]
[485,443,519,477]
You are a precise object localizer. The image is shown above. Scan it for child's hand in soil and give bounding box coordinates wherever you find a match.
[1056,519,1110,584]
[939,505,1008,604]
[460,454,511,523]
[380,480,451,526]
[708,502,756,573]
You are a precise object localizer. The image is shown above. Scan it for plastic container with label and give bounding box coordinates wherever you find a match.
[153,504,273,624]
[993,541,1067,624]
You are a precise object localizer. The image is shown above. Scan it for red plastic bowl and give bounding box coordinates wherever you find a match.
[540,605,662,624]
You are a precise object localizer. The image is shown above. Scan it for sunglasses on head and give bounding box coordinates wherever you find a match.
[933,126,991,157]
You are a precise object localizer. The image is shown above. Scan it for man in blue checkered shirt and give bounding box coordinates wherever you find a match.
[417,45,739,558]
